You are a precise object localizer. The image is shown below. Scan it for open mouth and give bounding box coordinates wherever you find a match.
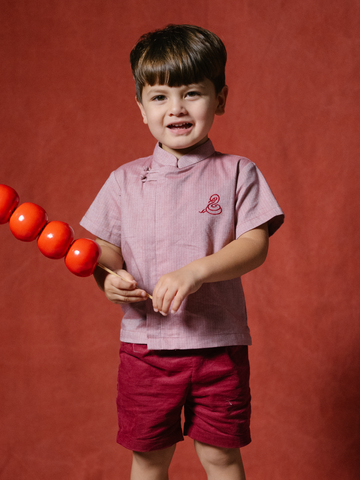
[167,122,193,129]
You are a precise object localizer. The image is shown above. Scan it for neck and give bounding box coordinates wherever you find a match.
[160,136,209,159]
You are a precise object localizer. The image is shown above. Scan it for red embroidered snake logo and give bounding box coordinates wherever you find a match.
[199,194,222,215]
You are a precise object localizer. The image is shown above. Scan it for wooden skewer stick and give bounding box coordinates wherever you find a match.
[97,263,152,299]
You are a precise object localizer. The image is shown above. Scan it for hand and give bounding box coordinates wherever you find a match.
[152,265,204,316]
[103,269,148,304]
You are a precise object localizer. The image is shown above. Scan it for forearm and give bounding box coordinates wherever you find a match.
[152,223,269,315]
[192,223,269,284]
[92,238,147,303]
[93,238,124,291]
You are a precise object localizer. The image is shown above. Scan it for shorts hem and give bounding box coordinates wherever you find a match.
[187,428,251,449]
[117,433,184,453]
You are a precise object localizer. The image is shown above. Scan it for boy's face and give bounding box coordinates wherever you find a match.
[137,79,228,159]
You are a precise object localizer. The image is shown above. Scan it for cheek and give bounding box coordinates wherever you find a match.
[195,104,215,123]
[146,113,162,131]
[145,117,164,141]
[198,109,215,130]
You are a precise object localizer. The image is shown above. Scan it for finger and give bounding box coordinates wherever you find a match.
[106,273,137,291]
[160,290,177,315]
[152,282,168,313]
[170,291,186,313]
[115,294,148,304]
[115,269,137,284]
[154,286,177,316]
[107,287,148,304]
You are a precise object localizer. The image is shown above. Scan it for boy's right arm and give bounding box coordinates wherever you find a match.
[93,238,148,304]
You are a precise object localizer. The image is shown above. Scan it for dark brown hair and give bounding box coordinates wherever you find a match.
[130,24,227,101]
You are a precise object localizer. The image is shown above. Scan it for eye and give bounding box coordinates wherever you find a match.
[186,91,200,98]
[152,95,166,102]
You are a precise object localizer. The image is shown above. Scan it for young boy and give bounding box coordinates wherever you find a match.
[80,24,284,480]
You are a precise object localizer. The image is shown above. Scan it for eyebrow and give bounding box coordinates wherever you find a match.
[145,82,207,94]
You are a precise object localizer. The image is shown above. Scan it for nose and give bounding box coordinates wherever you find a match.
[169,97,187,116]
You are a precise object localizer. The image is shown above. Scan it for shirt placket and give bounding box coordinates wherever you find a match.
[143,164,175,348]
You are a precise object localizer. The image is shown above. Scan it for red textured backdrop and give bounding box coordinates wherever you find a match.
[1,1,359,479]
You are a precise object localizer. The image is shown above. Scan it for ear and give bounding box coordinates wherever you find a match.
[215,85,229,116]
[136,96,148,124]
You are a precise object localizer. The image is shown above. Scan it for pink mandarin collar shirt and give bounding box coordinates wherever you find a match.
[80,140,284,350]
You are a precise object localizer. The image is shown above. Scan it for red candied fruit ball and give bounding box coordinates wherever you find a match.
[37,221,75,259]
[0,184,20,224]
[65,238,101,277]
[9,202,48,241]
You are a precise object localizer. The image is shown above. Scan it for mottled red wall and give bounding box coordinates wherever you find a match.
[0,1,359,479]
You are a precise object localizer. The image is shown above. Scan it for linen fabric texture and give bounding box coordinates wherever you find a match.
[80,140,284,350]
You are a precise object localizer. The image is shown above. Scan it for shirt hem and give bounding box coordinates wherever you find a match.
[120,332,252,350]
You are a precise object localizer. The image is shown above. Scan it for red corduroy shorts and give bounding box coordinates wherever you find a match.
[116,342,251,452]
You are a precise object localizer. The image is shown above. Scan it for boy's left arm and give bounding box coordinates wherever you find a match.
[152,222,269,316]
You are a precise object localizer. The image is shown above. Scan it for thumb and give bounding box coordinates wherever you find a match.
[113,269,137,289]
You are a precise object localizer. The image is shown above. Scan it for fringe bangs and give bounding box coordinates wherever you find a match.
[131,25,227,101]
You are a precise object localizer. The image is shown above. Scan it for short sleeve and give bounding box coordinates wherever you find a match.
[80,171,122,246]
[235,160,284,238]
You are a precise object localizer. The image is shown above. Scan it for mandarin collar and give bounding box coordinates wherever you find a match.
[152,140,215,168]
